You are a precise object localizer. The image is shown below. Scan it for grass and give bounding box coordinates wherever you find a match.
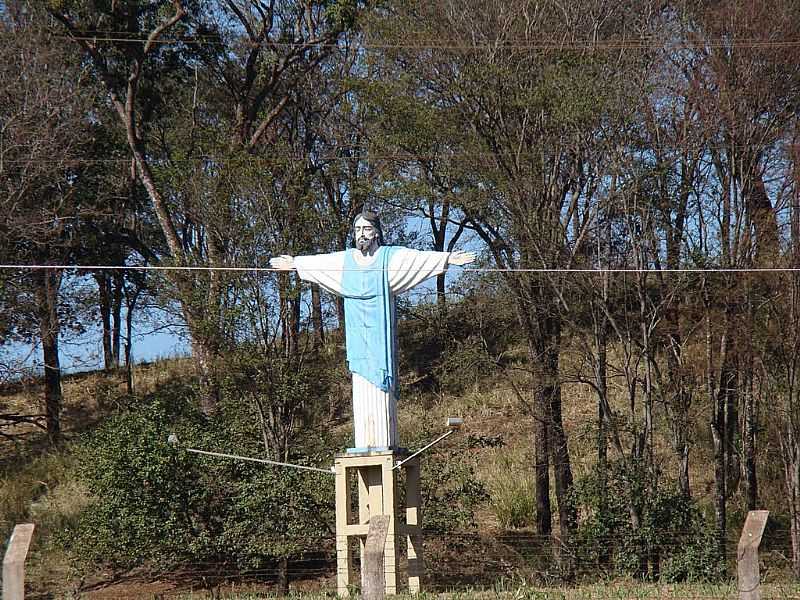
[156,582,800,599]
[3,355,800,598]
[483,447,537,530]
[0,451,85,540]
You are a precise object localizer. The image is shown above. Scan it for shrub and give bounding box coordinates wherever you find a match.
[398,279,517,394]
[403,422,489,533]
[571,460,725,582]
[58,381,334,573]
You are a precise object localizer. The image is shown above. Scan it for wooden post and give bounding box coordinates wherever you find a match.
[738,510,769,600]
[380,454,398,595]
[362,516,390,600]
[335,459,355,597]
[3,523,35,600]
[404,457,423,593]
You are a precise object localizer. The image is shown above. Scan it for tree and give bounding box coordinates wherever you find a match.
[365,1,653,569]
[0,2,101,441]
[46,0,363,414]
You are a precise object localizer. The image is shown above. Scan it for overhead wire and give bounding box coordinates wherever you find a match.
[1,264,800,273]
[2,140,795,165]
[38,33,800,51]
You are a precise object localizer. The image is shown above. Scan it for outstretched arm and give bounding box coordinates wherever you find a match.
[274,251,346,295]
[270,255,296,271]
[447,250,477,266]
[388,248,478,294]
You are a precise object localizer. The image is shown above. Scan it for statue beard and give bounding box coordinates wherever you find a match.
[356,236,378,255]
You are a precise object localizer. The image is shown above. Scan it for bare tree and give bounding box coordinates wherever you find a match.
[0,3,99,441]
[47,0,361,414]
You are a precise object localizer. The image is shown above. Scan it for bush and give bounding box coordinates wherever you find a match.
[403,422,489,533]
[58,381,334,573]
[571,460,725,582]
[398,279,518,394]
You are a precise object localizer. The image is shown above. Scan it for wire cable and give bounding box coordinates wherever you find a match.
[1,264,800,274]
[40,34,800,51]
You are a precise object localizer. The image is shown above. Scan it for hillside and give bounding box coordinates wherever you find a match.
[2,323,798,598]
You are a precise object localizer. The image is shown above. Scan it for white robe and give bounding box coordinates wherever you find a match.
[295,247,450,450]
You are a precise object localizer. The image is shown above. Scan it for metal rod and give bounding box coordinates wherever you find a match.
[394,429,455,470]
[183,447,335,474]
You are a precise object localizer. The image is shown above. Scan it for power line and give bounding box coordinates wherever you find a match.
[2,142,794,166]
[2,264,800,274]
[43,34,800,51]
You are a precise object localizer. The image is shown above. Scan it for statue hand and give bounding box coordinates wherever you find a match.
[270,255,296,271]
[448,250,477,266]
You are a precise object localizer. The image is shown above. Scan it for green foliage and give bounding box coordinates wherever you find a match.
[404,423,489,533]
[58,381,333,571]
[399,276,517,394]
[218,347,330,459]
[572,461,725,583]
[324,0,361,30]
[60,383,212,568]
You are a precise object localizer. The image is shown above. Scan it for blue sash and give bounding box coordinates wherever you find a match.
[340,247,399,392]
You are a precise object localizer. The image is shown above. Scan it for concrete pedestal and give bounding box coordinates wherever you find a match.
[334,450,423,597]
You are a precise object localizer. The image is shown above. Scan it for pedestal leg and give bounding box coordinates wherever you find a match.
[335,452,423,597]
[381,456,399,595]
[335,460,354,596]
[405,459,424,593]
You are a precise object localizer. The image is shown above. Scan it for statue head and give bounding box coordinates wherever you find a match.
[353,210,383,255]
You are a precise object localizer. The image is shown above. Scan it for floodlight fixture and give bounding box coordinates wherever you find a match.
[446,417,464,430]
[394,417,465,470]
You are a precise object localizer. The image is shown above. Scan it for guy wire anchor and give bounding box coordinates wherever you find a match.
[167,433,335,474]
[393,417,464,470]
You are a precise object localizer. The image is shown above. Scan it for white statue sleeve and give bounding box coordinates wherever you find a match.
[388,248,450,294]
[294,251,347,296]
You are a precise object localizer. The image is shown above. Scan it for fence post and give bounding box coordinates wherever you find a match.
[737,510,769,600]
[3,523,35,600]
[362,516,390,600]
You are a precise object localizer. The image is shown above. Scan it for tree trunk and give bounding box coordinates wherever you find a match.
[781,427,800,578]
[665,300,692,498]
[550,377,576,576]
[436,272,446,312]
[189,332,219,416]
[311,283,324,349]
[743,367,758,510]
[96,272,114,371]
[279,274,301,357]
[593,293,610,567]
[710,333,731,562]
[336,296,345,330]
[527,336,552,537]
[533,398,551,537]
[725,356,741,496]
[36,268,63,443]
[520,316,553,537]
[124,287,138,395]
[112,271,124,368]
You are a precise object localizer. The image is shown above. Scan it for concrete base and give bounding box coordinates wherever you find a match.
[334,450,423,597]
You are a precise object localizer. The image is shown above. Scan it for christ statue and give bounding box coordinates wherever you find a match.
[270,211,475,451]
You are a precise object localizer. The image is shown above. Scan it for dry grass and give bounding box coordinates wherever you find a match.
[2,349,798,597]
[150,582,800,599]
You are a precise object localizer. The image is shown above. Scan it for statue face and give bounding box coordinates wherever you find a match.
[354,216,380,254]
